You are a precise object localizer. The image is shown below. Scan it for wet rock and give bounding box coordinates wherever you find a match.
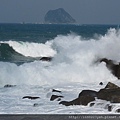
[52,89,61,93]
[57,98,62,101]
[78,96,95,105]
[59,89,97,106]
[110,95,120,103]
[78,90,97,98]
[116,109,120,113]
[50,95,63,101]
[59,95,95,106]
[22,96,40,100]
[4,84,16,88]
[108,105,112,112]
[99,82,103,85]
[59,101,71,106]
[59,82,120,107]
[105,104,115,112]
[40,57,52,61]
[118,63,120,79]
[97,82,120,103]
[98,88,120,101]
[105,82,119,89]
[89,102,95,107]
[100,58,120,79]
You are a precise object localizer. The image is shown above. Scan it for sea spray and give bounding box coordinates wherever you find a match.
[0,28,119,87]
[0,40,56,57]
[0,24,120,113]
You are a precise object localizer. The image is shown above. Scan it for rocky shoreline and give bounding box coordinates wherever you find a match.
[3,57,120,113]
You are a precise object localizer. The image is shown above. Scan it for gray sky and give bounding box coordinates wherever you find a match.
[0,0,120,24]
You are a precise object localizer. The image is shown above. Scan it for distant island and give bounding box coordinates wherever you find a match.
[44,8,76,24]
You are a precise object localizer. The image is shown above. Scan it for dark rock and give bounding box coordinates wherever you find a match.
[59,82,120,107]
[52,89,61,93]
[78,96,95,105]
[57,98,62,101]
[89,102,95,107]
[110,95,120,103]
[40,57,52,61]
[50,95,63,101]
[78,90,98,98]
[4,84,16,88]
[97,88,120,101]
[44,8,76,24]
[22,96,40,100]
[59,96,95,106]
[100,58,120,79]
[108,105,112,112]
[117,63,120,79]
[99,82,103,85]
[116,109,120,113]
[59,101,71,106]
[97,82,120,103]
[59,90,97,106]
[105,82,119,89]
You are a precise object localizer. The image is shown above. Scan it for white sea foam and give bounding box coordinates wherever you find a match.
[0,28,120,86]
[0,28,120,113]
[1,41,56,57]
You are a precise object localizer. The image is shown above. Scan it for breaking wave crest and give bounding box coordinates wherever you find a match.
[0,28,120,86]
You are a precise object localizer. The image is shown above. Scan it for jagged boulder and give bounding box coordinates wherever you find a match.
[78,90,97,98]
[99,58,120,79]
[59,90,97,106]
[59,96,95,106]
[98,88,120,102]
[59,82,120,106]
[97,82,120,103]
[105,82,119,89]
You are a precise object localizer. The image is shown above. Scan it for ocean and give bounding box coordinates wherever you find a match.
[0,23,120,114]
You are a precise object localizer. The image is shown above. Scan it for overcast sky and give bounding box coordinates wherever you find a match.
[0,0,120,24]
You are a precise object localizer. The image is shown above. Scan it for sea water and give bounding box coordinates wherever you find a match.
[0,23,120,114]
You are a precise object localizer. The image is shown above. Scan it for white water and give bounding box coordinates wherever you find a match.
[1,40,56,57]
[0,28,120,113]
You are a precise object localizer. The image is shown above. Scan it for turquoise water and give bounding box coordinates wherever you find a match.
[0,23,118,64]
[0,23,117,42]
